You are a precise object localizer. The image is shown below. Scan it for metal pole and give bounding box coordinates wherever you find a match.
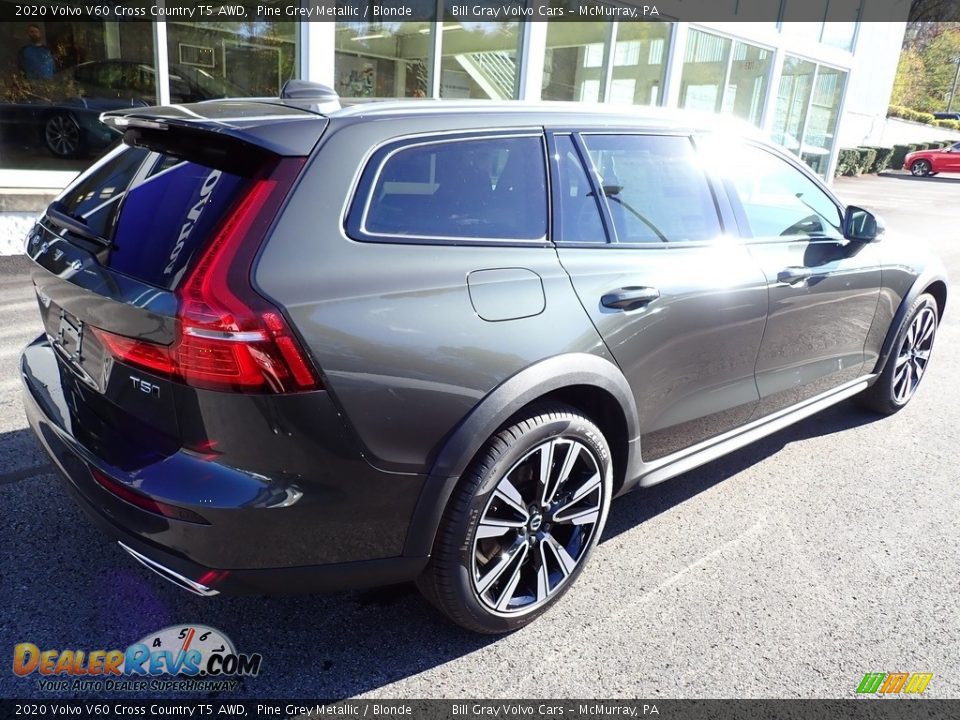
[948,56,960,113]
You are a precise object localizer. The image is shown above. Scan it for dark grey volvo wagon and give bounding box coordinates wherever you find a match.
[21,86,947,632]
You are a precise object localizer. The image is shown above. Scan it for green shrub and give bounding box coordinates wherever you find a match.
[867,146,894,173]
[890,144,913,169]
[835,148,863,177]
[914,143,930,151]
[932,119,960,131]
[856,147,877,174]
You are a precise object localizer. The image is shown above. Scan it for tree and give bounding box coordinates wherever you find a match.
[891,49,927,107]
[893,22,960,112]
[922,26,960,111]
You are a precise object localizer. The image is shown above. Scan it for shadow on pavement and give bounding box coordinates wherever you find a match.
[879,171,960,184]
[601,400,882,543]
[0,399,881,701]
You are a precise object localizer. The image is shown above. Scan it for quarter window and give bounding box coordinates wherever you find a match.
[580,134,722,243]
[360,136,547,242]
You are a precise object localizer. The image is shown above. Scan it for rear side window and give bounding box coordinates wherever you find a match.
[54,145,250,289]
[581,134,722,244]
[350,135,548,242]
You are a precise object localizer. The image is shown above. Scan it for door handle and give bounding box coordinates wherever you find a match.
[777,267,812,285]
[601,286,660,311]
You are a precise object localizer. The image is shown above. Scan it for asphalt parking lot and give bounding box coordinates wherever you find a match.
[0,171,957,701]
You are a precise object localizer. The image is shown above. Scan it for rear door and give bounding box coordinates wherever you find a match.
[704,141,881,418]
[552,131,769,462]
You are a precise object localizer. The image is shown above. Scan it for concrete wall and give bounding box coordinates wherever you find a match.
[878,117,960,146]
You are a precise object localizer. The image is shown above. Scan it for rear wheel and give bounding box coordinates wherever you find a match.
[910,159,932,177]
[417,404,612,633]
[856,293,938,415]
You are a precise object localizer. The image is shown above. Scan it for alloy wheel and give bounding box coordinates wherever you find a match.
[911,159,931,177]
[471,437,605,615]
[893,305,936,404]
[45,115,80,157]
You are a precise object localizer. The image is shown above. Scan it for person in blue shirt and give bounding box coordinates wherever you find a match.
[18,24,55,80]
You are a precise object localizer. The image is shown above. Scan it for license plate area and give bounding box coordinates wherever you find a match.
[54,309,84,364]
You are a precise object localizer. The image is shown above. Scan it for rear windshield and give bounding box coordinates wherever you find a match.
[55,145,249,289]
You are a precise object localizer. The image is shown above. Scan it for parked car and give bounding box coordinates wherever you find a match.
[0,91,140,158]
[21,87,947,633]
[62,60,247,107]
[904,141,960,176]
[0,61,245,158]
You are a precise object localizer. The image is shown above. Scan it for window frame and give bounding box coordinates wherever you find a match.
[549,129,730,249]
[344,129,553,247]
[710,138,847,244]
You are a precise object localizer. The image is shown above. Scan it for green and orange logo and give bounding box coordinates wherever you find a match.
[856,672,933,695]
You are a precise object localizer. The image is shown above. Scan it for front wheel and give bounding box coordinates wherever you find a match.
[417,404,613,633]
[856,293,938,415]
[910,159,932,177]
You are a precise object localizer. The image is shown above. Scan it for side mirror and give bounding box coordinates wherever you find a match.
[843,205,884,242]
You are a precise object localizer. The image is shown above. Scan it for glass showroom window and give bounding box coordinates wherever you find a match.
[543,20,611,102]
[725,41,772,126]
[771,56,847,177]
[438,2,521,100]
[335,4,435,98]
[165,20,298,99]
[771,56,815,157]
[679,29,731,113]
[679,30,770,126]
[0,18,155,171]
[782,0,860,52]
[608,21,671,106]
[800,65,846,176]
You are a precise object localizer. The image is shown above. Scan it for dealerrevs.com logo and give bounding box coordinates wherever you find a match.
[13,625,261,693]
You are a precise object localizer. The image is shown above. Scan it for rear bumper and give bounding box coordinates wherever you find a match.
[21,336,428,595]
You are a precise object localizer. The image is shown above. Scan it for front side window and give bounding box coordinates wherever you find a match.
[357,135,547,242]
[716,144,842,240]
[580,134,722,244]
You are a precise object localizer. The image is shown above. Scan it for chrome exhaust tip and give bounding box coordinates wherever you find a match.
[118,542,220,597]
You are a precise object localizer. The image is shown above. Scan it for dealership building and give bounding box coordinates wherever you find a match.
[0,0,911,215]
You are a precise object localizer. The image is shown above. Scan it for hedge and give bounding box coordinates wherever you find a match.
[887,105,937,124]
[889,144,913,170]
[855,147,878,174]
[867,146,894,173]
[835,148,859,176]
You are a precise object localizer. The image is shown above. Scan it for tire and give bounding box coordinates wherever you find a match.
[856,293,938,415]
[910,159,932,177]
[44,113,82,158]
[417,403,613,634]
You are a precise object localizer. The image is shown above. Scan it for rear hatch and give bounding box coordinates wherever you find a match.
[24,100,328,467]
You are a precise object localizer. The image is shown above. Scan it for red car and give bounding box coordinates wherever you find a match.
[904,141,960,176]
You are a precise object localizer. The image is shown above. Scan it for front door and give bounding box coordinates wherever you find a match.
[710,142,881,418]
[551,132,769,462]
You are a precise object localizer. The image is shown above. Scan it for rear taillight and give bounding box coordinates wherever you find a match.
[94,158,320,394]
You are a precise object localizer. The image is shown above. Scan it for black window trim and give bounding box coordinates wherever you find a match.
[345,129,553,248]
[545,131,614,247]
[553,128,730,249]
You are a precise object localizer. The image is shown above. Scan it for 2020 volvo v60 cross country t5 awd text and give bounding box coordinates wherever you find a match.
[21,85,947,633]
